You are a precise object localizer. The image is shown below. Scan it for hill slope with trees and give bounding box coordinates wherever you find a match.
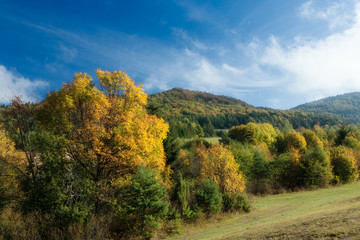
[148,88,341,137]
[293,92,360,124]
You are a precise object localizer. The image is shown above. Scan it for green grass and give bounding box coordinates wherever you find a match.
[169,182,360,239]
[202,137,221,144]
[181,137,221,145]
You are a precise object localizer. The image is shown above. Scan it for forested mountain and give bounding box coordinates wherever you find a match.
[293,92,360,124]
[148,88,341,137]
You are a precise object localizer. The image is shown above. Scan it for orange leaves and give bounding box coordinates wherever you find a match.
[197,144,245,195]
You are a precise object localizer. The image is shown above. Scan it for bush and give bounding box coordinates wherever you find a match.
[332,156,358,183]
[233,193,250,212]
[195,179,222,216]
[331,146,358,183]
[222,192,250,212]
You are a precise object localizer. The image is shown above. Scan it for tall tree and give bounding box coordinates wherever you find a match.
[38,70,169,209]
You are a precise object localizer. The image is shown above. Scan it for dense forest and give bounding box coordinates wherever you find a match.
[1,71,360,239]
[148,88,341,138]
[293,92,360,124]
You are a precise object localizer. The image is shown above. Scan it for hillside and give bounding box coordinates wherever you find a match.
[148,88,341,133]
[293,92,360,124]
[168,182,360,239]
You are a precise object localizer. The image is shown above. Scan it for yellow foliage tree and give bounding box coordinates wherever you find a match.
[286,131,307,152]
[257,123,278,147]
[197,144,245,194]
[39,70,169,186]
[302,129,323,149]
[0,125,25,208]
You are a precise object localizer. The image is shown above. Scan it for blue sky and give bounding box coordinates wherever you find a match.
[1,0,360,109]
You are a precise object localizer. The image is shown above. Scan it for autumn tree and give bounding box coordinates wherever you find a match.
[0,125,25,210]
[197,144,245,194]
[330,146,358,183]
[229,123,259,144]
[38,70,169,209]
[302,129,323,149]
[286,131,307,152]
[257,123,277,147]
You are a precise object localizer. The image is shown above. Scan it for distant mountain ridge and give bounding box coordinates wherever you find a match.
[148,88,341,131]
[156,88,252,107]
[293,92,360,124]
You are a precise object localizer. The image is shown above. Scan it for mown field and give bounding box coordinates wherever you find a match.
[169,182,360,239]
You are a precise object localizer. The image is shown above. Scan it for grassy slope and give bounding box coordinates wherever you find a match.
[170,182,360,239]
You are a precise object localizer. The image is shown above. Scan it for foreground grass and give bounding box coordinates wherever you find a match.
[170,182,360,239]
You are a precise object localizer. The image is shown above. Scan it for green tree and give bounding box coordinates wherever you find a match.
[21,131,93,226]
[195,179,222,216]
[174,173,197,219]
[163,130,181,165]
[203,123,215,137]
[250,150,271,181]
[271,152,301,189]
[300,146,332,187]
[118,165,169,238]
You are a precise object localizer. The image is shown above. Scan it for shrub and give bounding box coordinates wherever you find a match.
[233,193,250,212]
[222,192,250,212]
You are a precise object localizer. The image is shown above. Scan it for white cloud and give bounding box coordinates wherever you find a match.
[299,0,356,29]
[258,1,360,103]
[0,65,48,103]
[144,48,278,99]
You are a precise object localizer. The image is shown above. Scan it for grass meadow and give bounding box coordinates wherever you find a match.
[169,181,360,239]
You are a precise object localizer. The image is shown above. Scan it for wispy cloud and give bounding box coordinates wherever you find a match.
[174,0,213,23]
[172,28,208,50]
[59,44,78,62]
[0,65,48,103]
[299,0,356,29]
